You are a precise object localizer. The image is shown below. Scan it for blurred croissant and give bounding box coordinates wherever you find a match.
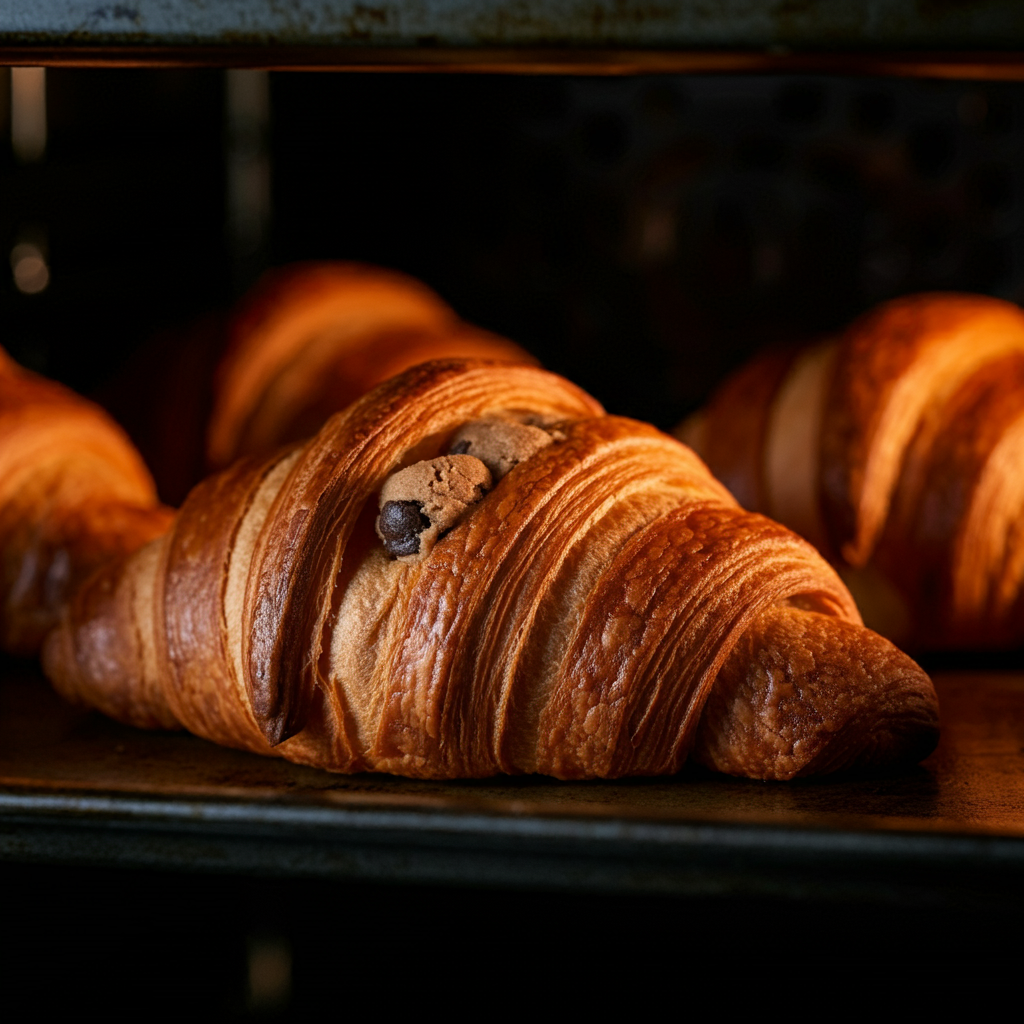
[680,292,1024,649]
[0,347,172,655]
[44,359,938,780]
[207,262,534,471]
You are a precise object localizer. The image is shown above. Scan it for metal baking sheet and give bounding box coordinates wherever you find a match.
[2,665,1024,907]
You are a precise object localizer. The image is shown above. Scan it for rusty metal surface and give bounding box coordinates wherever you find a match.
[0,1,1021,49]
[2,667,1024,895]
[6,47,1024,77]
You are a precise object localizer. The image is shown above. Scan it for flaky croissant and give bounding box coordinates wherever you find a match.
[44,359,938,780]
[680,292,1024,649]
[0,348,173,655]
[207,262,534,471]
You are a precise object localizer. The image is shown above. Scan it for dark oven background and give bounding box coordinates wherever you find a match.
[1,69,1022,504]
[2,69,1023,1006]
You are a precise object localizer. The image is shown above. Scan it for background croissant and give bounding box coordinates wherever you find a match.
[99,261,533,508]
[680,292,1024,650]
[44,359,939,780]
[0,347,172,656]
[207,261,534,471]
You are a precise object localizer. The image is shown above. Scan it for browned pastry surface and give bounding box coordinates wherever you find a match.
[694,605,940,779]
[207,262,534,470]
[0,347,172,655]
[821,294,1024,567]
[45,359,938,781]
[680,345,799,513]
[685,292,1024,650]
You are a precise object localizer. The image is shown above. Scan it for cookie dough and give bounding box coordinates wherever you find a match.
[448,417,556,480]
[376,454,492,560]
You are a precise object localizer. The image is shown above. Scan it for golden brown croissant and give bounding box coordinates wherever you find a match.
[44,359,938,779]
[680,292,1024,649]
[207,262,534,471]
[0,347,173,655]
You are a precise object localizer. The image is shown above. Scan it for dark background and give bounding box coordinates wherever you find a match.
[1,860,1020,1013]
[2,70,1022,446]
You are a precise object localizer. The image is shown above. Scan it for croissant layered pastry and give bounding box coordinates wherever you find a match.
[0,347,172,656]
[44,359,939,780]
[680,293,1024,649]
[207,262,533,472]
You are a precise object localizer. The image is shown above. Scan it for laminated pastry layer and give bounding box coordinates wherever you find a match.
[0,350,173,655]
[209,262,534,468]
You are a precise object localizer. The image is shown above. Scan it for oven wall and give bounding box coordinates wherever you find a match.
[2,69,1022,488]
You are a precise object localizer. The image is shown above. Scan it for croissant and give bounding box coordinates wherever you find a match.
[207,262,534,471]
[44,359,938,779]
[680,292,1024,649]
[0,347,173,655]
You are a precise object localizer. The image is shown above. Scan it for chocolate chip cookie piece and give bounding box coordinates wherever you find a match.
[375,454,493,560]
[447,417,556,480]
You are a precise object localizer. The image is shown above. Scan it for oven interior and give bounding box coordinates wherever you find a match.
[2,65,1023,1002]
[5,70,1023,490]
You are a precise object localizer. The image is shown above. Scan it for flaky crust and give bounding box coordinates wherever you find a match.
[207,262,534,470]
[45,360,938,780]
[686,293,1024,650]
[0,348,173,655]
[683,345,800,513]
[693,605,939,779]
[822,294,1024,567]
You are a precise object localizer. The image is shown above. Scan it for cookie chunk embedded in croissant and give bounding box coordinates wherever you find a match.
[376,454,492,560]
[207,262,535,471]
[44,360,938,779]
[681,293,1024,650]
[0,347,173,655]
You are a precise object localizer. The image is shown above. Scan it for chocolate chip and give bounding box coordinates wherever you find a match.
[449,439,472,455]
[377,499,431,557]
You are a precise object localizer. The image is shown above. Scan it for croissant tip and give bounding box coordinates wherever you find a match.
[791,713,940,781]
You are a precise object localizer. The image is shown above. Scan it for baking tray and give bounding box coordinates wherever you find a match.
[2,663,1024,909]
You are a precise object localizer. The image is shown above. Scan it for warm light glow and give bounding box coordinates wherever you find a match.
[11,67,46,162]
[11,242,49,294]
[246,933,291,1012]
[226,68,270,123]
